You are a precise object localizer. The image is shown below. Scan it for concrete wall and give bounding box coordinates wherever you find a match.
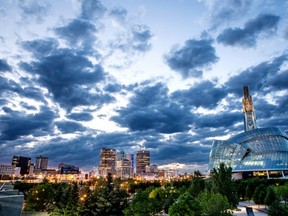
[0,194,24,216]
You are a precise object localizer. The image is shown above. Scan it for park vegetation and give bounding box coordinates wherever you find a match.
[14,163,288,216]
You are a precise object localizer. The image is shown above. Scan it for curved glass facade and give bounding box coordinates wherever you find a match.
[208,127,288,173]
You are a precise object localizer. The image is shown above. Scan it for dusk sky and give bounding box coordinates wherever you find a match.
[0,0,288,173]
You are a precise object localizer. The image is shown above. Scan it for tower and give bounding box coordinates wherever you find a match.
[35,155,48,170]
[136,150,150,174]
[242,86,257,131]
[12,156,31,175]
[98,148,116,177]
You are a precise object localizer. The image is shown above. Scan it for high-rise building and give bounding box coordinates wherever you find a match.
[35,155,48,170]
[12,156,31,175]
[136,150,150,174]
[125,153,134,169]
[98,148,116,177]
[116,151,134,179]
[242,86,257,131]
[117,159,133,179]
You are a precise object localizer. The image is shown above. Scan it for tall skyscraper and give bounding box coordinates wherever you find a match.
[98,148,116,177]
[242,86,257,131]
[116,151,134,179]
[136,150,150,174]
[35,155,48,170]
[12,156,31,175]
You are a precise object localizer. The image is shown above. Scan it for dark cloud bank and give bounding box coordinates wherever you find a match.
[0,0,287,172]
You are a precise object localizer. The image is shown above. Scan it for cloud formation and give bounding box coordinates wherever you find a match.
[0,59,12,71]
[217,14,280,47]
[112,82,194,133]
[20,45,112,110]
[165,39,218,78]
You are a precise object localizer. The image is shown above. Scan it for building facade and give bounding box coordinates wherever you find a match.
[209,86,288,178]
[35,155,48,170]
[98,148,117,177]
[11,156,31,175]
[136,150,150,174]
[0,164,15,179]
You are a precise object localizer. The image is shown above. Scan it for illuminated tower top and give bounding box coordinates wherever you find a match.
[242,86,257,131]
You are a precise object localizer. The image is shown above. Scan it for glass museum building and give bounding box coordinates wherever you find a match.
[208,86,288,178]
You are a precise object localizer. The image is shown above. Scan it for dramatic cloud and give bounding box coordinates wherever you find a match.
[67,112,94,122]
[55,121,86,134]
[217,14,280,47]
[171,81,227,108]
[225,53,288,95]
[21,38,59,57]
[0,59,12,71]
[0,1,287,173]
[55,19,98,49]
[20,47,113,110]
[165,39,218,78]
[0,106,55,141]
[112,83,194,133]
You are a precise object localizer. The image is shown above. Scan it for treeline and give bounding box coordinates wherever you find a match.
[15,164,288,215]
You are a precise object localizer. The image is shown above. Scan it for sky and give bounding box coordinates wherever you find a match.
[0,0,288,173]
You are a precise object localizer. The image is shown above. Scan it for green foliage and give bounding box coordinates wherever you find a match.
[245,183,253,201]
[48,183,79,216]
[197,192,233,216]
[124,189,162,216]
[79,173,128,216]
[267,200,288,216]
[253,184,267,205]
[276,184,288,204]
[188,170,205,197]
[25,183,55,211]
[168,192,201,216]
[210,163,238,207]
[264,186,277,206]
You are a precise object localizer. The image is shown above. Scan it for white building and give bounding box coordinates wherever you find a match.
[0,164,15,178]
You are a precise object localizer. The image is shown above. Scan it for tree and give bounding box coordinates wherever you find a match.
[210,163,238,207]
[168,192,201,216]
[79,173,128,216]
[25,183,55,211]
[264,186,277,207]
[189,170,205,197]
[124,189,163,216]
[48,182,79,216]
[267,199,288,216]
[276,184,288,204]
[253,184,267,206]
[197,192,233,216]
[245,184,253,201]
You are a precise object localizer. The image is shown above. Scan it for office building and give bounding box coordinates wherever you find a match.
[11,156,31,175]
[35,155,48,170]
[136,150,150,174]
[58,163,80,174]
[0,164,15,179]
[208,86,288,178]
[98,148,116,177]
[117,159,133,179]
[116,151,134,179]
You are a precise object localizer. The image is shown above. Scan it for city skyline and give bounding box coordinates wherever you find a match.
[0,0,288,173]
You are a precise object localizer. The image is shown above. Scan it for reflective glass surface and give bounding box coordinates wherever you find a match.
[208,127,288,172]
